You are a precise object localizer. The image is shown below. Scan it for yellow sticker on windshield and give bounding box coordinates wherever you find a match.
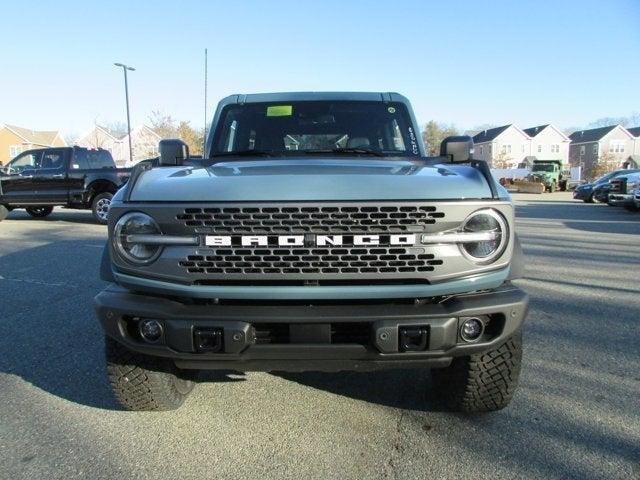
[266,105,293,117]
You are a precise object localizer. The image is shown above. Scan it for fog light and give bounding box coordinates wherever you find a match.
[460,318,484,342]
[139,319,163,343]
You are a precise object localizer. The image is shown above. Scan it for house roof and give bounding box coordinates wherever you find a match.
[569,125,618,143]
[472,125,512,144]
[3,124,61,146]
[627,126,640,138]
[523,125,549,137]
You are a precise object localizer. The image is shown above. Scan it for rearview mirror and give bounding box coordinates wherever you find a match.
[159,139,189,166]
[440,136,474,162]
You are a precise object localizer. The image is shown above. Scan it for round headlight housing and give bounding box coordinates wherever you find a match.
[113,212,162,264]
[460,209,508,264]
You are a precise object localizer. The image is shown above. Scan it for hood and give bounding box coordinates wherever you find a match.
[129,158,493,202]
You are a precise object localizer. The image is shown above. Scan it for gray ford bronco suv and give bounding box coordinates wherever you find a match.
[95,92,528,412]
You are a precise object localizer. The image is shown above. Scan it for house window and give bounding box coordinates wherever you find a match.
[9,145,22,158]
[592,144,598,154]
[609,141,625,153]
[580,146,585,156]
[479,146,483,156]
[501,145,511,154]
[537,144,542,153]
[551,144,559,153]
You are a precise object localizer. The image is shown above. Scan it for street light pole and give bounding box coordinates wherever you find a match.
[114,63,135,164]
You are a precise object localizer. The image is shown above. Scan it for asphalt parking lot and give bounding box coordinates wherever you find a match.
[1,192,639,480]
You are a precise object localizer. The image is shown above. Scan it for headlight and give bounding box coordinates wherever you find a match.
[459,209,508,264]
[113,212,162,264]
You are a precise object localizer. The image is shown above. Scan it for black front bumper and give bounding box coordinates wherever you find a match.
[94,283,528,372]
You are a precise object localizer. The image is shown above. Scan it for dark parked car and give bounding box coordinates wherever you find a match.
[573,169,640,203]
[0,146,130,224]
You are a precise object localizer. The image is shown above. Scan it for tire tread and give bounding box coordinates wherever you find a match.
[105,337,194,411]
[432,331,522,413]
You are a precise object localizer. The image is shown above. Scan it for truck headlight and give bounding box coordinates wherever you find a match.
[113,212,162,264]
[459,209,508,264]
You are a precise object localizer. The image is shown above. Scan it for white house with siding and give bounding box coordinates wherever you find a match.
[75,125,161,166]
[522,124,570,166]
[472,125,531,168]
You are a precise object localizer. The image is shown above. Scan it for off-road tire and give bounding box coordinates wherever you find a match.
[431,331,522,413]
[0,205,8,221]
[26,206,54,218]
[105,336,196,411]
[92,192,113,225]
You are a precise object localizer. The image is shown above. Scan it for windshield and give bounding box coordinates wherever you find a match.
[210,101,420,158]
[532,164,556,172]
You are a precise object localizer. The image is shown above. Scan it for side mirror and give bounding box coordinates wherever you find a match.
[440,136,474,162]
[159,139,189,166]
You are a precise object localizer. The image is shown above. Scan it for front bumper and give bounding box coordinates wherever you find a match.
[94,283,528,372]
[608,193,634,206]
[573,188,591,200]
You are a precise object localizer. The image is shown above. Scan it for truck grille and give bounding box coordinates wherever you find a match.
[176,205,445,233]
[609,179,625,194]
[179,246,443,276]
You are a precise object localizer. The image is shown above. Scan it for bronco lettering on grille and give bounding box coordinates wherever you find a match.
[204,234,416,247]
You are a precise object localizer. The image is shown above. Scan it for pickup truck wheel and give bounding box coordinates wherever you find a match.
[0,205,8,221]
[105,336,196,411]
[26,206,54,218]
[92,192,113,224]
[431,331,522,413]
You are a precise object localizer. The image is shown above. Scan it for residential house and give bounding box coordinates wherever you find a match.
[0,124,66,165]
[568,125,635,176]
[472,125,531,168]
[626,126,640,168]
[522,124,570,167]
[75,124,161,166]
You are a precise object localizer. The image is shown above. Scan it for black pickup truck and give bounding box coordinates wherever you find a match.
[0,146,130,224]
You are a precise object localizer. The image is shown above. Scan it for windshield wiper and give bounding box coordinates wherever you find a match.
[211,149,273,158]
[303,148,385,157]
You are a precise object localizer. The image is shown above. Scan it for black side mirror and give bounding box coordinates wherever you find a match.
[440,136,474,162]
[159,139,189,166]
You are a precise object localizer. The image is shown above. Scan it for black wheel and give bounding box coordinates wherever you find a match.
[0,205,8,222]
[105,336,196,411]
[549,182,556,193]
[26,206,54,218]
[92,192,113,225]
[583,194,594,203]
[431,331,522,413]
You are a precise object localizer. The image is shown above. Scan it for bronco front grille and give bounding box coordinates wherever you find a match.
[176,205,445,233]
[179,246,443,276]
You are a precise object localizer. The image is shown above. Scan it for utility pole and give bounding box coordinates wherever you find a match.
[203,48,208,157]
[114,63,135,164]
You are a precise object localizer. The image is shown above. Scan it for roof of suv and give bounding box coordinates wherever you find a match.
[221,92,410,104]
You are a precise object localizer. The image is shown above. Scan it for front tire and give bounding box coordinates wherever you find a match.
[92,192,113,225]
[26,206,54,218]
[105,336,196,411]
[431,331,522,413]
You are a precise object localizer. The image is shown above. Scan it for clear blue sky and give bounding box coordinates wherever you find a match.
[1,0,638,137]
